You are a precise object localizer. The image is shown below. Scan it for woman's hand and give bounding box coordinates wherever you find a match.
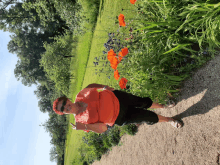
[70,122,108,133]
[70,122,86,130]
[88,123,108,133]
[70,123,76,130]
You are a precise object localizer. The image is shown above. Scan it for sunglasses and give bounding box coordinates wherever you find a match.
[60,99,67,112]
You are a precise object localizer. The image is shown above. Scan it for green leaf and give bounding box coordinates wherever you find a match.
[163,44,191,54]
[214,3,220,8]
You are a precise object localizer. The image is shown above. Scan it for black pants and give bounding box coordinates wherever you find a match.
[113,90,159,126]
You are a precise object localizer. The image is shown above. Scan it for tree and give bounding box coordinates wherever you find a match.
[37,98,53,113]
[34,84,52,99]
[39,33,75,95]
[9,28,50,86]
[42,113,67,136]
[0,0,20,12]
[49,146,59,162]
[14,58,37,86]
[0,2,41,33]
[22,0,68,35]
[14,56,47,86]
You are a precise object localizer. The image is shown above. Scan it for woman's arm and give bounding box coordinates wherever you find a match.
[71,122,108,134]
[86,83,114,91]
[86,123,108,133]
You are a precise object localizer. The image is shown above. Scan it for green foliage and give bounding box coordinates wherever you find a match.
[52,0,81,31]
[120,124,138,136]
[22,0,68,36]
[108,0,219,103]
[24,0,81,32]
[0,2,39,33]
[40,112,68,163]
[106,126,121,146]
[75,124,137,164]
[77,0,100,32]
[79,125,137,164]
[22,1,56,25]
[40,31,76,95]
[78,0,100,23]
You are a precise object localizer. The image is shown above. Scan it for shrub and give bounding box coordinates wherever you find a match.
[120,124,138,136]
[107,126,121,146]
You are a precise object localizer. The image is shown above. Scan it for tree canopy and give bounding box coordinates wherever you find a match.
[1,0,80,164]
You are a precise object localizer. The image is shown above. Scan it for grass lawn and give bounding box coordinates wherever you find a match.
[65,26,93,165]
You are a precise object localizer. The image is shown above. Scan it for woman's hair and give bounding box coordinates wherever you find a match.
[53,96,68,115]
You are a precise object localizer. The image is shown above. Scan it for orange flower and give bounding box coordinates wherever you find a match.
[119,47,129,57]
[111,56,119,65]
[108,49,116,56]
[119,78,128,89]
[130,0,137,4]
[111,63,118,70]
[110,56,119,70]
[118,55,123,62]
[118,51,123,57]
[107,49,116,62]
[108,55,114,63]
[114,70,120,80]
[118,14,126,27]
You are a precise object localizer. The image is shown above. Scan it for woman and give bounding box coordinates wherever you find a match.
[53,83,183,133]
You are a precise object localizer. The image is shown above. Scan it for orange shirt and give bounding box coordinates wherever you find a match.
[74,88,120,130]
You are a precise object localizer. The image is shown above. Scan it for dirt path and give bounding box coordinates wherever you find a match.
[92,55,220,165]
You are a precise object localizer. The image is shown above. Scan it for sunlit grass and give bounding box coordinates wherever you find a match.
[65,25,93,165]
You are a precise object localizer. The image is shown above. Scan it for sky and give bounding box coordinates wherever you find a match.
[0,31,56,165]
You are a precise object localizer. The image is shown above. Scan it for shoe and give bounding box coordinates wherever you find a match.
[169,120,183,128]
[164,100,176,108]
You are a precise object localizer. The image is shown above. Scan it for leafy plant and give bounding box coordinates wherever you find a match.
[120,124,138,136]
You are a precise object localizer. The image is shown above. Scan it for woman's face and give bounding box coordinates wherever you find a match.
[57,99,78,114]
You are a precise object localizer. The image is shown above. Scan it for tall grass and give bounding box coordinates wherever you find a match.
[112,0,220,103]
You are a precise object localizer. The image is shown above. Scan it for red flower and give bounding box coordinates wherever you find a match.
[118,14,126,27]
[107,49,116,62]
[119,78,128,89]
[130,0,137,4]
[120,47,129,57]
[114,70,120,80]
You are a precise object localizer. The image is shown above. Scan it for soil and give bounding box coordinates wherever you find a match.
[92,55,220,165]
